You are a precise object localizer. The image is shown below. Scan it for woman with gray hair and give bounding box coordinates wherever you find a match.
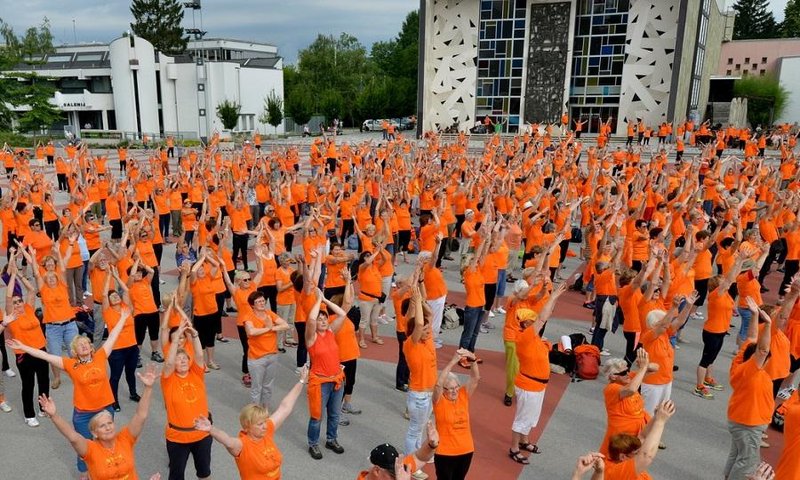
[598,349,654,457]
[432,349,480,480]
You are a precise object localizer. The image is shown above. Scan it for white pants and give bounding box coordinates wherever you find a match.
[641,382,672,415]
[512,387,545,434]
[427,296,446,346]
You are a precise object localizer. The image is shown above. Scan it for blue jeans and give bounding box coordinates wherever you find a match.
[737,307,753,343]
[405,390,433,454]
[73,405,114,472]
[459,306,483,352]
[307,380,344,446]
[45,321,79,357]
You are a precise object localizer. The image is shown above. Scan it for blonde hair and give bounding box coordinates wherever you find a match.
[602,358,628,380]
[69,335,93,356]
[646,309,667,329]
[88,410,113,435]
[239,403,269,430]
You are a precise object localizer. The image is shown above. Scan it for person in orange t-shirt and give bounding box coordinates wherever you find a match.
[2,265,49,425]
[432,349,480,479]
[598,351,653,458]
[37,363,159,480]
[7,303,129,477]
[161,318,212,480]
[357,423,439,479]
[245,291,289,409]
[194,370,308,480]
[604,400,676,480]
[191,253,223,369]
[776,390,800,479]
[459,236,488,365]
[725,297,774,479]
[509,283,567,464]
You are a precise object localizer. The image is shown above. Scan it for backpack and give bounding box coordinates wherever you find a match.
[574,344,601,380]
[442,305,460,330]
[568,333,588,350]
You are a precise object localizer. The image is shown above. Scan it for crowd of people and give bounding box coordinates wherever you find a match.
[0,116,799,480]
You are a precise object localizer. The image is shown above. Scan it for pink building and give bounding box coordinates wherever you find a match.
[718,38,800,77]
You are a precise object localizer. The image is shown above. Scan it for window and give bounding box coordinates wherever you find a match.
[744,57,750,63]
[75,53,103,62]
[735,64,740,70]
[743,70,749,75]
[46,54,73,63]
[760,69,766,76]
[726,70,732,75]
[762,57,767,64]
[727,58,733,65]
[752,64,757,70]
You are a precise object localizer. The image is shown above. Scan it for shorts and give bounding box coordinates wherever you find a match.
[511,387,545,434]
[641,382,672,415]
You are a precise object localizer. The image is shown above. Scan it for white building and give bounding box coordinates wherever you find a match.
[5,35,284,141]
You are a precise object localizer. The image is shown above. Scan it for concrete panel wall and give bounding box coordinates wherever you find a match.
[421,0,479,132]
[777,57,800,124]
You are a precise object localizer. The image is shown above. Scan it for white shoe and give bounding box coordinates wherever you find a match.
[411,470,429,480]
[25,417,40,427]
[496,306,506,314]
[0,402,11,413]
[377,314,390,325]
[82,291,91,298]
[159,279,166,285]
[600,349,611,356]
[4,369,15,378]
[38,410,47,417]
[488,310,496,318]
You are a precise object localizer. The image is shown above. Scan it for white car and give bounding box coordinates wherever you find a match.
[362,119,399,131]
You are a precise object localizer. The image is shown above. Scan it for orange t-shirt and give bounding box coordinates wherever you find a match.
[514,326,549,392]
[641,327,675,385]
[104,307,136,350]
[7,305,46,353]
[63,349,115,411]
[161,362,210,443]
[130,278,158,315]
[775,392,800,479]
[234,421,283,480]
[727,356,774,426]
[704,288,734,334]
[82,427,138,480]
[433,387,474,456]
[246,311,280,359]
[424,265,448,299]
[600,382,650,456]
[604,458,652,480]
[40,281,74,323]
[463,268,486,308]
[275,268,295,306]
[191,277,218,316]
[335,317,360,363]
[404,337,437,391]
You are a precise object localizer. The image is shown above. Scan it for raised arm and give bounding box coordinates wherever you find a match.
[127,363,158,438]
[38,394,89,456]
[269,366,309,430]
[193,417,243,457]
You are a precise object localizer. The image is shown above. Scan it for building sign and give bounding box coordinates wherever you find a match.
[62,101,87,108]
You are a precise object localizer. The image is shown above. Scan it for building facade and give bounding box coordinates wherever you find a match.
[419,0,732,135]
[5,36,284,140]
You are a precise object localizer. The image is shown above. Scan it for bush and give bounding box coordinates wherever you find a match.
[733,75,788,128]
[0,131,34,148]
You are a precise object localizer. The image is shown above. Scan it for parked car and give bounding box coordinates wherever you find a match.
[362,119,382,131]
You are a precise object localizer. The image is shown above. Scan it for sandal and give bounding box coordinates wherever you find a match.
[359,340,368,349]
[51,377,61,390]
[372,337,384,345]
[508,449,530,465]
[519,442,541,454]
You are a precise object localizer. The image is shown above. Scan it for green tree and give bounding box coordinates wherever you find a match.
[261,89,283,134]
[285,85,314,127]
[130,0,188,55]
[215,100,241,130]
[732,0,780,39]
[783,0,800,37]
[14,73,61,143]
[369,10,419,119]
[0,17,57,131]
[733,75,788,127]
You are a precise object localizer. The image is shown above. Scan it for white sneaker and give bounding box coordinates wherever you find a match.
[38,410,47,417]
[377,314,389,325]
[159,279,166,285]
[497,306,506,314]
[600,349,611,356]
[411,470,429,480]
[4,369,15,378]
[488,310,496,318]
[82,291,91,298]
[25,417,40,427]
[0,402,11,413]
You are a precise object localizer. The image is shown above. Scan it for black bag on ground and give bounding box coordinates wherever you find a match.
[569,333,588,350]
[549,345,576,374]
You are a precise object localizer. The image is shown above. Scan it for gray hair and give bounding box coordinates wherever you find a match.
[601,358,628,380]
[513,279,529,295]
[646,309,667,329]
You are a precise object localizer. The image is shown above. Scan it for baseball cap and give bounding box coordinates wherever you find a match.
[370,443,399,470]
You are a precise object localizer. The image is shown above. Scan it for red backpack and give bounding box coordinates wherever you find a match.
[574,345,601,380]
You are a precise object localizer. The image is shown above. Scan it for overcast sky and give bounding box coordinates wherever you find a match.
[0,0,417,64]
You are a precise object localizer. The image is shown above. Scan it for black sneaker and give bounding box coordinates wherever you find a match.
[308,445,323,460]
[395,384,409,392]
[113,402,121,412]
[226,307,238,313]
[325,440,344,454]
[151,352,164,363]
[136,355,143,368]
[503,395,513,407]
[129,393,141,402]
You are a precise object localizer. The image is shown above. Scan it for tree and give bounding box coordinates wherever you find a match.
[0,17,57,131]
[733,75,788,127]
[783,0,800,37]
[261,89,283,134]
[14,73,61,143]
[130,0,188,55]
[285,85,314,127]
[732,0,780,39]
[215,100,240,130]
